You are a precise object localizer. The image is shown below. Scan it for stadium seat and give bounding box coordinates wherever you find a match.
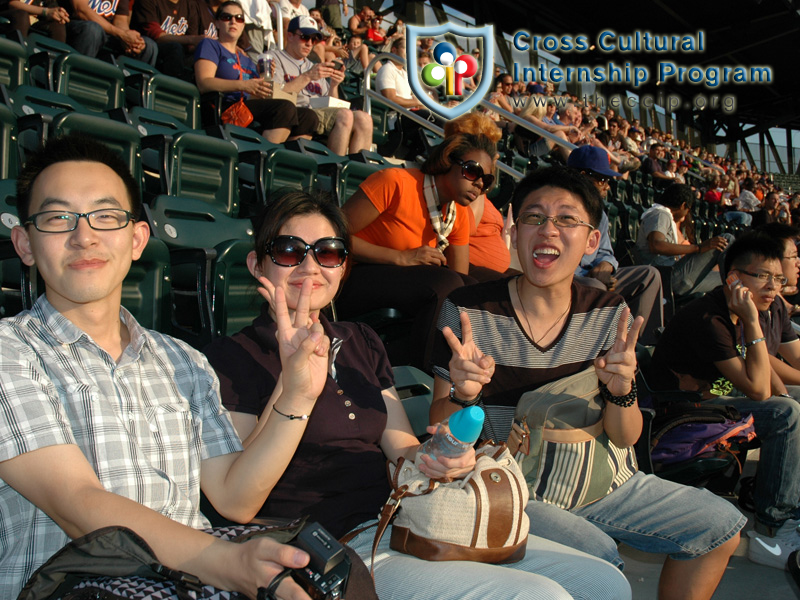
[49,112,142,188]
[393,365,434,438]
[0,36,27,91]
[127,73,201,129]
[210,239,260,338]
[0,102,18,178]
[49,53,125,112]
[24,32,74,89]
[145,195,254,347]
[121,237,173,333]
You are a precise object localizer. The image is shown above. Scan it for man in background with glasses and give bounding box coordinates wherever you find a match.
[567,146,664,344]
[0,134,330,599]
[652,231,800,572]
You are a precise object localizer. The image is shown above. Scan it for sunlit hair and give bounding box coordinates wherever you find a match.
[444,112,502,144]
[421,133,497,176]
[723,231,784,278]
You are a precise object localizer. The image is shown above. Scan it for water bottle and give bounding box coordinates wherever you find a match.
[421,406,485,460]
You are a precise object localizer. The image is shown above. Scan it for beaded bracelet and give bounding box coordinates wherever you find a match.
[599,381,638,408]
[272,406,309,421]
[745,336,766,348]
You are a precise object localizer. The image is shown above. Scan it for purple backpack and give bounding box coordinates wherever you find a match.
[650,403,756,465]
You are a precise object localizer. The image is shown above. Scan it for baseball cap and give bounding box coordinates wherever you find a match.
[288,16,322,40]
[566,145,621,178]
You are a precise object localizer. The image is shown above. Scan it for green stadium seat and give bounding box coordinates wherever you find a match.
[50,53,125,112]
[128,73,201,129]
[146,195,254,347]
[0,102,18,178]
[122,237,173,333]
[25,32,74,89]
[0,178,19,240]
[49,112,142,189]
[0,36,27,91]
[210,239,259,338]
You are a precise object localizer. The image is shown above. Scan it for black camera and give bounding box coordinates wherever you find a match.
[290,522,350,600]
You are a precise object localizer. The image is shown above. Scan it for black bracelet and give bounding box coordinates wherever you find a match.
[449,384,481,407]
[599,381,638,408]
[272,406,309,421]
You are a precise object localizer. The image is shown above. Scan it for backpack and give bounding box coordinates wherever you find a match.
[649,402,756,465]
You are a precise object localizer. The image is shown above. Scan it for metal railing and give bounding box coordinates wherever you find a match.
[361,53,526,181]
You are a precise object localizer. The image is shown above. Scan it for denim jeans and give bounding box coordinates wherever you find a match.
[525,471,746,568]
[66,20,157,66]
[725,211,754,226]
[709,390,800,528]
[671,232,734,297]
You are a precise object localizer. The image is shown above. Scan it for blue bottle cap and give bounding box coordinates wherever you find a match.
[448,406,485,444]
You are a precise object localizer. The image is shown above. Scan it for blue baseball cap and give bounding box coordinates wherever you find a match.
[567,145,621,178]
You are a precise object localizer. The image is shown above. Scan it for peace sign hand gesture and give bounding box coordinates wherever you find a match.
[594,307,644,397]
[442,311,495,401]
[257,276,330,405]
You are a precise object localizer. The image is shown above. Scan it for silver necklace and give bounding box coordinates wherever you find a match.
[516,277,571,346]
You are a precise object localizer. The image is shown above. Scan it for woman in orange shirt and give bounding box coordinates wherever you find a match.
[337,133,496,370]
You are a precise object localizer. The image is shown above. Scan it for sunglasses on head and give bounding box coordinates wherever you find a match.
[268,235,348,268]
[218,12,245,22]
[452,157,495,189]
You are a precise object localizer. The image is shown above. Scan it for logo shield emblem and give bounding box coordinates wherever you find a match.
[406,23,494,120]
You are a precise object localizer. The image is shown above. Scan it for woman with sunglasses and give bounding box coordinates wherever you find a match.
[203,189,632,600]
[194,1,318,143]
[336,133,495,370]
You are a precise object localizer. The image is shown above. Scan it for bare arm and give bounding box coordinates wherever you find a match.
[444,243,469,275]
[647,230,728,257]
[0,445,311,599]
[194,59,273,97]
[380,87,421,109]
[770,352,800,386]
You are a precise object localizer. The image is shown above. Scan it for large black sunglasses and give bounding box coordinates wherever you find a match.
[268,235,348,268]
[218,12,245,22]
[451,158,495,190]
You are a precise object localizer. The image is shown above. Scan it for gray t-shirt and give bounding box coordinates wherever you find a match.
[635,207,680,267]
[273,49,331,108]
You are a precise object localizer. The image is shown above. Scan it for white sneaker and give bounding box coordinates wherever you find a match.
[748,519,800,570]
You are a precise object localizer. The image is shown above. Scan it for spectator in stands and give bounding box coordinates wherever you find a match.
[704,176,723,204]
[341,34,371,75]
[336,133,496,370]
[516,96,575,161]
[197,0,221,39]
[431,166,744,600]
[317,0,347,34]
[568,146,664,345]
[2,0,68,42]
[652,232,800,571]
[752,191,790,227]
[0,134,322,599]
[726,177,760,226]
[635,183,733,299]
[347,2,373,36]
[443,112,516,281]
[194,1,318,143]
[375,37,434,158]
[279,0,325,62]
[364,14,385,45]
[132,0,205,78]
[273,16,373,156]
[63,0,156,64]
[486,73,521,124]
[238,0,276,60]
[674,160,689,184]
[204,188,632,600]
[641,143,672,181]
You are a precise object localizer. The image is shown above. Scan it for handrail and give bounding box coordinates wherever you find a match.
[478,99,576,153]
[361,53,524,181]
[269,0,283,50]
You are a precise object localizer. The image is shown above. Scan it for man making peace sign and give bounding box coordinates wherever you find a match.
[430,166,746,600]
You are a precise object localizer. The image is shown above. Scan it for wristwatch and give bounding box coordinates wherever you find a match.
[449,384,481,407]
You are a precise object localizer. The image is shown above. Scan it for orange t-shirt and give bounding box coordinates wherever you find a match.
[468,200,511,272]
[355,168,470,250]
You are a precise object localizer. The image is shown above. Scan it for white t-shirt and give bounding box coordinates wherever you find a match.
[280,0,309,20]
[375,60,412,100]
[273,48,330,107]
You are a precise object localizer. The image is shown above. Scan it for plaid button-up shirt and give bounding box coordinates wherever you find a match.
[0,296,243,598]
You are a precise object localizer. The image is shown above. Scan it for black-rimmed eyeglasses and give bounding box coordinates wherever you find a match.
[25,209,134,233]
